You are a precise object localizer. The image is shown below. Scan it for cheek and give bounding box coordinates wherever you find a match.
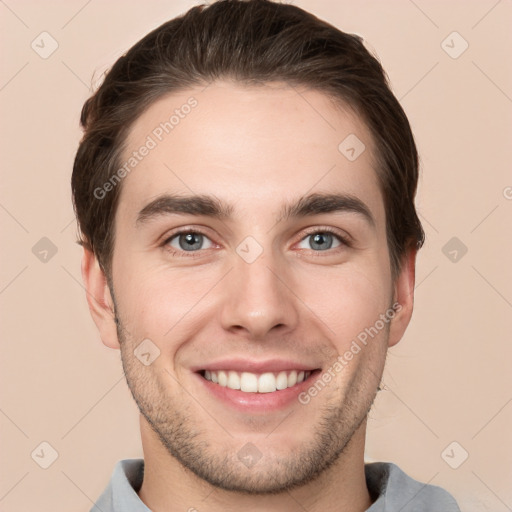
[113,260,219,344]
[299,262,392,344]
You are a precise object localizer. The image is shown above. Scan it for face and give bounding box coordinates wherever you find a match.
[87,80,414,494]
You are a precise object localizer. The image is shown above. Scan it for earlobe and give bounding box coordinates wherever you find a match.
[388,248,417,348]
[81,248,120,349]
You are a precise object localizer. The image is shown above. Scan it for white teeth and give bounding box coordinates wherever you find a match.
[218,370,228,387]
[203,369,314,393]
[240,372,258,392]
[258,372,277,393]
[227,371,241,390]
[276,371,288,390]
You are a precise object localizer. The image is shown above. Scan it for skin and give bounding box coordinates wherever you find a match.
[82,80,416,512]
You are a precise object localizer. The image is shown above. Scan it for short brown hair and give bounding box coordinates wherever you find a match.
[72,0,424,281]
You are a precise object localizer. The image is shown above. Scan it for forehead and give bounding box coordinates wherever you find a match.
[116,80,383,224]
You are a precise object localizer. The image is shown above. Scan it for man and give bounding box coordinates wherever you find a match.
[72,0,461,510]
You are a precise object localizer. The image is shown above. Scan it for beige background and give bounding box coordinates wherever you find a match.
[1,1,511,510]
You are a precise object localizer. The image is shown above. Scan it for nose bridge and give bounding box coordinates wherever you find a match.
[220,246,299,338]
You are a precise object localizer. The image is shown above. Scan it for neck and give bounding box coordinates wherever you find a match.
[137,416,372,512]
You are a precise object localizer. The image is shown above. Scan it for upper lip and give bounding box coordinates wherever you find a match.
[191,358,321,374]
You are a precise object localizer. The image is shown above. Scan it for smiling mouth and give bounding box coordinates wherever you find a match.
[198,369,320,393]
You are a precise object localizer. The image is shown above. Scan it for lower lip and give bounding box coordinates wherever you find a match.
[194,371,321,413]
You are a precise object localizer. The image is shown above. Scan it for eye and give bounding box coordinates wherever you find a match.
[166,231,214,252]
[296,229,345,251]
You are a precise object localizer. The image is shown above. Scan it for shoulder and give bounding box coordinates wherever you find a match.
[365,462,461,512]
[91,459,148,512]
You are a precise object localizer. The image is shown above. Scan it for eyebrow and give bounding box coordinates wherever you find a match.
[136,192,375,227]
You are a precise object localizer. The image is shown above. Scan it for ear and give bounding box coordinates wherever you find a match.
[388,248,417,348]
[81,247,120,349]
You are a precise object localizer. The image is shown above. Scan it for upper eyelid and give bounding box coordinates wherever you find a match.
[163,227,216,245]
[299,226,351,243]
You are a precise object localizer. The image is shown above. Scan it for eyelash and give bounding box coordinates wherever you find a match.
[161,226,351,258]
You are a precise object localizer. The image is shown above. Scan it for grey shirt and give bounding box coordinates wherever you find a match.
[91,459,460,511]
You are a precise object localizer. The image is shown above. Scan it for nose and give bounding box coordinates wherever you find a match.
[219,250,300,340]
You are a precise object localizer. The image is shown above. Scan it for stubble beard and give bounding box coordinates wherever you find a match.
[115,313,386,495]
